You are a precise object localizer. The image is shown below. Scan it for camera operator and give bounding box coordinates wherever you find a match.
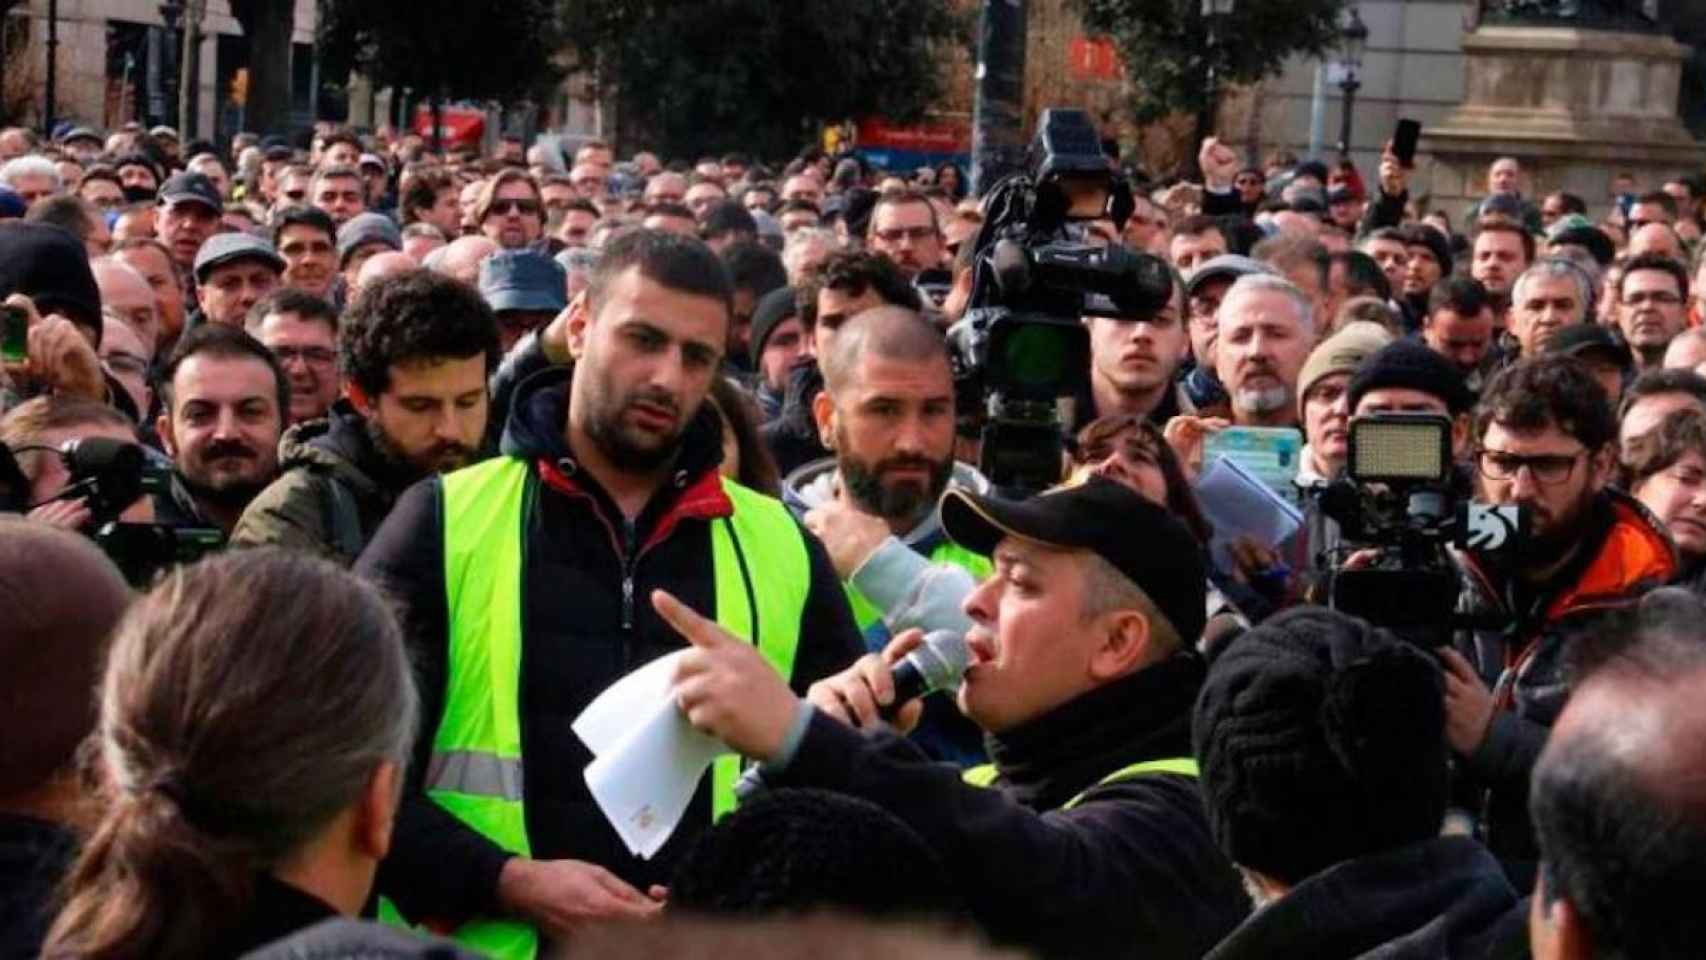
[231,272,499,565]
[153,323,286,534]
[654,477,1249,959]
[1449,355,1676,876]
[0,395,154,528]
[783,306,989,764]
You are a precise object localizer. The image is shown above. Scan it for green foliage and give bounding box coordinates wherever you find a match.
[1069,0,1347,125]
[560,0,969,160]
[318,0,564,104]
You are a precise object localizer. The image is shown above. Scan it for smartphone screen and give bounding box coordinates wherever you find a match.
[0,305,26,363]
[1393,119,1422,167]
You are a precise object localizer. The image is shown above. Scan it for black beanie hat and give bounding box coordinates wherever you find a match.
[1401,224,1453,278]
[0,222,103,346]
[1346,338,1474,416]
[1192,607,1448,885]
[747,285,799,368]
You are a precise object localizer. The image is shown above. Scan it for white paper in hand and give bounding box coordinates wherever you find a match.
[1194,456,1304,571]
[572,650,731,859]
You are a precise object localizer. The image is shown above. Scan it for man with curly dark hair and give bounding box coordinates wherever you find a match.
[230,271,501,564]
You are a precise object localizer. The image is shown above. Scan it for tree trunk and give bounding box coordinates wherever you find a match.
[232,0,295,137]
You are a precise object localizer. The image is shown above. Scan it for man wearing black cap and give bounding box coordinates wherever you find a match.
[1194,607,1521,958]
[1544,324,1631,411]
[1347,338,1477,459]
[658,477,1249,959]
[193,232,284,328]
[156,171,222,280]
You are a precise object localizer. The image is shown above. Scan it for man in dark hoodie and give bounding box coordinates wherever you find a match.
[1195,606,1522,959]
[230,271,500,564]
[356,229,860,959]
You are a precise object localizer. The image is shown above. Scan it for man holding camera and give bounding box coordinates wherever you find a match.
[1447,355,1675,875]
[0,396,155,528]
[655,477,1249,959]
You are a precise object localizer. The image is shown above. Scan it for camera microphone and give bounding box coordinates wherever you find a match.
[880,629,971,721]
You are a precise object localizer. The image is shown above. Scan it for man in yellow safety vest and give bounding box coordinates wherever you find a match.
[356,229,862,959]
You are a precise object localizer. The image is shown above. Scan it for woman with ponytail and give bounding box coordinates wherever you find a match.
[43,548,419,959]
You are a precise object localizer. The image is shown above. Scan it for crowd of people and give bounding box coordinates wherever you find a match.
[2,114,1704,960]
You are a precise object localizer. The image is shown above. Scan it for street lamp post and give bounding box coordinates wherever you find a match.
[1335,6,1368,156]
[1197,0,1234,170]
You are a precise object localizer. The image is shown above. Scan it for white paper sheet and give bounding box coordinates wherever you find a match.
[572,650,732,859]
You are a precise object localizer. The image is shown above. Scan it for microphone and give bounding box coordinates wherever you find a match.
[880,629,970,721]
[735,629,970,802]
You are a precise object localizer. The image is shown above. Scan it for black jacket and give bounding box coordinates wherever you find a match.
[213,875,340,958]
[760,359,830,477]
[1205,836,1522,960]
[0,813,74,960]
[358,365,861,929]
[772,653,1249,960]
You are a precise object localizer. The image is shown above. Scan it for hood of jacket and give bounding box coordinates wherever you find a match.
[500,363,726,496]
[781,456,990,551]
[274,401,405,500]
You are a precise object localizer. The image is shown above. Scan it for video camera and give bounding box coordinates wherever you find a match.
[1316,414,1525,646]
[948,108,1174,493]
[0,437,224,586]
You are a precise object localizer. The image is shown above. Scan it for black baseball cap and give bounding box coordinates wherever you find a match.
[158,171,221,212]
[940,476,1207,645]
[1544,323,1633,369]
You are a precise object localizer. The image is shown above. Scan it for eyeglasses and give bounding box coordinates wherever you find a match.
[872,225,937,244]
[1476,447,1586,486]
[271,346,337,368]
[1623,290,1683,307]
[489,198,542,217]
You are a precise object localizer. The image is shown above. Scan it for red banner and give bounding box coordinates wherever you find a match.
[413,106,486,148]
[855,116,971,154]
[1068,36,1121,80]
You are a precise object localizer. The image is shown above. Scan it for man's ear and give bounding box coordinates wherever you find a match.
[1451,413,1472,462]
[564,294,592,360]
[356,760,402,861]
[1088,609,1151,683]
[812,388,836,450]
[347,381,374,418]
[1589,442,1617,492]
[155,411,176,458]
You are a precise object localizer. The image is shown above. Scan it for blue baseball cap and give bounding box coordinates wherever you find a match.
[479,249,567,313]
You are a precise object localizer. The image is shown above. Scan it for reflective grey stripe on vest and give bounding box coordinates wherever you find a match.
[426,750,524,802]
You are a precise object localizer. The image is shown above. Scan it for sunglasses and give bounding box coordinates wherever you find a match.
[490,198,542,217]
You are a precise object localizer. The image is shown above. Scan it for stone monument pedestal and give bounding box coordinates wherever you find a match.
[1422,25,1706,222]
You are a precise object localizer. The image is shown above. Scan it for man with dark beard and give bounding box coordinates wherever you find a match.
[354,230,860,958]
[781,306,992,765]
[153,324,288,535]
[1447,354,1676,879]
[231,272,500,565]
